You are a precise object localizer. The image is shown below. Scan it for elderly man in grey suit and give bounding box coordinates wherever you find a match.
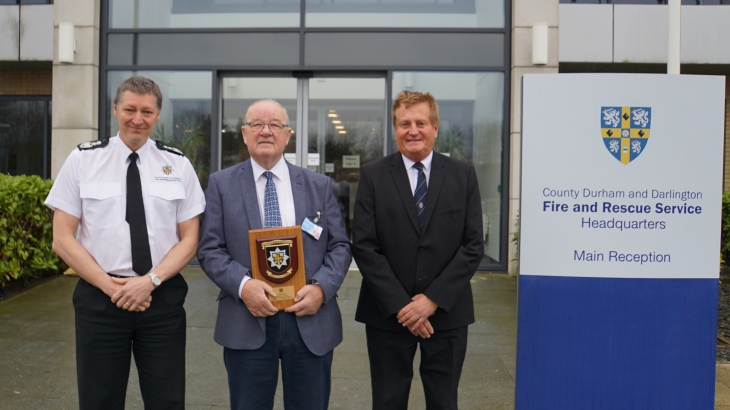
[198,99,351,410]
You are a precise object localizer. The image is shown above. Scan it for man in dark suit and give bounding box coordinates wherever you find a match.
[197,100,352,410]
[352,91,484,410]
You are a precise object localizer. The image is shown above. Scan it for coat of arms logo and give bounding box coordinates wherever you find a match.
[260,239,295,282]
[162,165,172,175]
[601,106,651,165]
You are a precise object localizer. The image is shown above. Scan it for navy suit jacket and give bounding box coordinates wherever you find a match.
[198,159,352,356]
[352,152,484,332]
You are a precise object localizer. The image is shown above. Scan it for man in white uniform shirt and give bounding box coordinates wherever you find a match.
[45,76,205,410]
[198,99,351,410]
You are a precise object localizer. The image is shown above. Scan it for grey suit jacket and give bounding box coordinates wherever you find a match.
[197,159,352,356]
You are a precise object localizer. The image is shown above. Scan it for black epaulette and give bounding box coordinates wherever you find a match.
[77,138,109,151]
[154,140,184,156]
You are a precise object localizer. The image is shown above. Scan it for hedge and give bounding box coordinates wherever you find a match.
[0,174,63,288]
[722,192,730,265]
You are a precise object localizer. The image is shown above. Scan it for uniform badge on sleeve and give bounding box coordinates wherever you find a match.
[154,140,184,156]
[77,138,110,151]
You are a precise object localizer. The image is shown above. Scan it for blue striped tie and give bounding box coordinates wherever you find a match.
[413,162,427,230]
[263,171,282,228]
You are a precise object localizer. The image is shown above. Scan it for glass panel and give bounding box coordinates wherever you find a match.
[392,72,504,264]
[221,77,298,169]
[0,100,47,177]
[107,71,212,188]
[308,77,386,237]
[109,0,300,28]
[306,0,504,28]
[560,0,724,4]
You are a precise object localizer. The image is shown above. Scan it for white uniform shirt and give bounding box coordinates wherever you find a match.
[402,151,434,195]
[238,156,296,297]
[45,136,206,277]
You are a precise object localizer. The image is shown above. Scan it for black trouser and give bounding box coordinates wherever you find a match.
[366,325,468,410]
[73,274,187,410]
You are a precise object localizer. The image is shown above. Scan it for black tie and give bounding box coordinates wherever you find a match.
[126,152,152,276]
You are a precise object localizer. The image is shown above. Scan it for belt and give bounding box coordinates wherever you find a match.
[107,273,136,279]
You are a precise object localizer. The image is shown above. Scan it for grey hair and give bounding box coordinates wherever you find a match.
[245,99,290,125]
[114,76,163,110]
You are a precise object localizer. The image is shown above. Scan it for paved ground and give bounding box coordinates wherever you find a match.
[0,269,517,409]
[5,268,730,409]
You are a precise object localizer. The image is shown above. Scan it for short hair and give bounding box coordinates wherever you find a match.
[391,91,439,127]
[245,99,290,125]
[113,76,163,110]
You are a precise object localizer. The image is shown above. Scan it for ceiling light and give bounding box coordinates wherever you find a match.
[327,114,338,118]
[335,126,344,129]
[332,120,341,124]
[338,131,346,134]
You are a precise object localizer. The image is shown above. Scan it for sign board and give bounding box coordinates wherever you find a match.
[517,74,725,410]
[520,74,724,279]
[284,153,296,165]
[342,155,360,168]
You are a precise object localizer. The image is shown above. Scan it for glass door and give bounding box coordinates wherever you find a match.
[219,74,387,236]
[306,77,387,237]
[220,76,298,169]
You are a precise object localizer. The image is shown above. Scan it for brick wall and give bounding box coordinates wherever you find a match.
[0,70,52,96]
[725,76,730,192]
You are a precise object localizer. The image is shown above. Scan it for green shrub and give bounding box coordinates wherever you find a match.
[711,192,730,268]
[0,174,62,287]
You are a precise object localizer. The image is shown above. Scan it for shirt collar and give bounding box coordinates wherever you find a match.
[251,156,288,182]
[401,151,434,172]
[115,134,153,162]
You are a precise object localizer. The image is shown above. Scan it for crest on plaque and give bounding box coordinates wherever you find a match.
[600,106,651,165]
[256,237,300,284]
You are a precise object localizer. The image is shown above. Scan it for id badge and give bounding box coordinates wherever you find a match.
[302,217,323,240]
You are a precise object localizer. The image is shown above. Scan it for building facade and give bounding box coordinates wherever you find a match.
[1,0,728,273]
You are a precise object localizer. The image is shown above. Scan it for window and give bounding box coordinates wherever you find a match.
[0,97,51,178]
[107,71,212,188]
[392,72,505,264]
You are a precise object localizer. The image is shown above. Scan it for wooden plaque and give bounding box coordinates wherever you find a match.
[248,226,306,310]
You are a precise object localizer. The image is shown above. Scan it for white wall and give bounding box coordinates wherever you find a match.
[0,5,53,62]
[511,0,560,273]
[560,4,730,64]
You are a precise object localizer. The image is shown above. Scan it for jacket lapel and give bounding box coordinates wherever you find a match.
[238,159,262,230]
[389,154,421,233]
[420,152,445,234]
[287,161,305,224]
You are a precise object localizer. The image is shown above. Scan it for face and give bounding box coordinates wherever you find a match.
[241,101,292,169]
[114,91,160,150]
[394,102,438,162]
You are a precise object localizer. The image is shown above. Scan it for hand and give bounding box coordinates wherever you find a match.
[284,284,324,317]
[241,279,278,317]
[397,294,438,329]
[408,318,434,339]
[110,276,154,312]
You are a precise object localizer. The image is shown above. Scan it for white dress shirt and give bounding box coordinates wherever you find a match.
[45,135,206,277]
[239,156,296,297]
[401,151,434,195]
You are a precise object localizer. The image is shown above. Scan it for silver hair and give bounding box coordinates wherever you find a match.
[245,99,290,125]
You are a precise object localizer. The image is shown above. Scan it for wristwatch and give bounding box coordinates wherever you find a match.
[147,272,162,288]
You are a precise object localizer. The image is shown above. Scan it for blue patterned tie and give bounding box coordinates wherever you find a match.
[263,171,282,228]
[413,162,427,230]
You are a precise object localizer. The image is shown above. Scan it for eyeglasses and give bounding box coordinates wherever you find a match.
[244,122,289,134]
